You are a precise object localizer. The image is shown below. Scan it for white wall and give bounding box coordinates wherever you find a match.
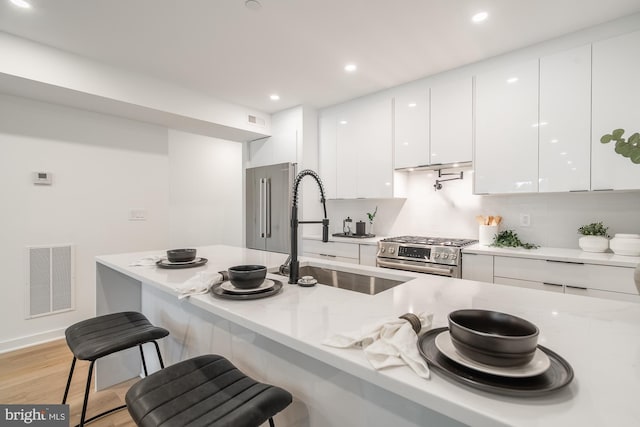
[0,95,245,352]
[0,94,169,351]
[326,169,640,248]
[168,130,243,247]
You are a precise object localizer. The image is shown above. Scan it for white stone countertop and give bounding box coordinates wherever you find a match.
[96,245,640,427]
[464,243,640,268]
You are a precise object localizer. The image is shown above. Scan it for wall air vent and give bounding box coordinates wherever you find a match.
[26,244,74,318]
[247,114,266,127]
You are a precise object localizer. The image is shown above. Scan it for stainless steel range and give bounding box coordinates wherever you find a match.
[377,236,477,278]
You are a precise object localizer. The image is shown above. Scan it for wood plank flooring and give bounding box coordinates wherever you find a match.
[0,339,136,426]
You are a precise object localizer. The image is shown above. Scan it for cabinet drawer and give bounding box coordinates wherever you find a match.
[302,252,359,265]
[565,285,640,303]
[494,277,564,293]
[545,261,637,294]
[494,256,548,282]
[302,239,359,259]
[461,253,494,283]
[359,245,378,267]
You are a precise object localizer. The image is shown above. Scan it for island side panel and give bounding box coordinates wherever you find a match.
[95,262,144,390]
[141,283,467,427]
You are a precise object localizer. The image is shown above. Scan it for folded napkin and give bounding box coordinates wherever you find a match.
[175,271,224,299]
[129,255,163,267]
[323,312,433,379]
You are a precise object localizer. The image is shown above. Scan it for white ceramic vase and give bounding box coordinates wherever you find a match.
[578,235,609,253]
[609,234,640,256]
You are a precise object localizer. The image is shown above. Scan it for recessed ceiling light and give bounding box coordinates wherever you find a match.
[408,103,417,108]
[245,0,262,10]
[472,11,488,23]
[507,77,519,84]
[344,64,357,73]
[10,0,32,8]
[339,120,348,125]
[269,94,280,101]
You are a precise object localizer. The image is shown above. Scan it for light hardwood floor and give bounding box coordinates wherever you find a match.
[0,339,137,426]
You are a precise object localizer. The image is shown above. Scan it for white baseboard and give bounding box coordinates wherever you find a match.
[0,328,66,354]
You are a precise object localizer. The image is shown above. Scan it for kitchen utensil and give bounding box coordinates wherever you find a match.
[220,279,276,294]
[355,221,366,235]
[475,215,485,225]
[448,309,539,366]
[211,280,283,300]
[343,216,353,235]
[227,265,267,289]
[418,327,574,396]
[434,331,550,378]
[167,248,197,263]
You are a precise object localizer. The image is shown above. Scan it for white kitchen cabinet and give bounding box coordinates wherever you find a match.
[592,30,640,190]
[461,253,493,283]
[430,77,473,165]
[539,45,591,192]
[494,276,564,294]
[359,244,378,267]
[327,97,393,199]
[393,86,429,169]
[302,239,359,264]
[474,60,539,194]
[318,110,338,198]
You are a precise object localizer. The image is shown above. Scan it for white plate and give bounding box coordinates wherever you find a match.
[220,279,275,295]
[434,331,551,378]
[161,257,202,265]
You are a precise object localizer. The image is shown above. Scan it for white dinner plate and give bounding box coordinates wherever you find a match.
[220,279,276,295]
[434,331,551,378]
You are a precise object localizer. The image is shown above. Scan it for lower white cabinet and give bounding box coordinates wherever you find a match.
[461,253,494,283]
[302,239,359,264]
[359,244,378,267]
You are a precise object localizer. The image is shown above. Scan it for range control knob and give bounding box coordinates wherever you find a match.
[434,253,440,259]
[389,248,395,254]
[451,254,457,260]
[442,253,449,259]
[380,247,386,253]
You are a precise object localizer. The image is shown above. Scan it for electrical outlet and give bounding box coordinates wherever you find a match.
[519,213,531,227]
[129,209,147,221]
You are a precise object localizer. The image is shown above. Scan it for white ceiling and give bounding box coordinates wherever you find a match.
[2,0,640,114]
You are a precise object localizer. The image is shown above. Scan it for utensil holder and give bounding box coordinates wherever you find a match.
[479,225,498,246]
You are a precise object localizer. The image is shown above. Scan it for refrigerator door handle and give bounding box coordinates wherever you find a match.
[259,178,265,238]
[266,178,272,238]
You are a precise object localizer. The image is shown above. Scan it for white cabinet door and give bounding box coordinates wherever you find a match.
[394,86,429,169]
[335,104,359,198]
[539,45,591,192]
[357,98,393,198]
[461,253,493,283]
[431,77,472,165]
[319,110,338,199]
[474,60,539,194]
[359,244,378,267]
[592,30,640,190]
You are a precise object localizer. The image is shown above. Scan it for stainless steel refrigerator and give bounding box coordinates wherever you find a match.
[246,162,295,253]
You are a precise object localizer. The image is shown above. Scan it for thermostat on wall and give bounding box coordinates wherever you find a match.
[33,172,52,185]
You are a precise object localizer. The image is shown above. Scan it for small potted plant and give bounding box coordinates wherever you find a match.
[366,206,378,235]
[577,222,610,253]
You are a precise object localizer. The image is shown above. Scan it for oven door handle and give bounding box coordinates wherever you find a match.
[376,258,454,276]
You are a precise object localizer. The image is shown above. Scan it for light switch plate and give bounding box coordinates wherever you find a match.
[129,209,147,221]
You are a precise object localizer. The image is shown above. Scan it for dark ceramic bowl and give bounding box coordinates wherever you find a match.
[166,248,197,263]
[448,309,539,366]
[228,265,267,289]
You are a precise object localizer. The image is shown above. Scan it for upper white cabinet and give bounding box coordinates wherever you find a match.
[393,86,429,169]
[318,110,338,198]
[539,45,591,192]
[592,30,640,190]
[430,77,473,165]
[320,97,394,199]
[474,60,539,194]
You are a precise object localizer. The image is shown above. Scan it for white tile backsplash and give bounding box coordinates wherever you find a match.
[326,168,640,249]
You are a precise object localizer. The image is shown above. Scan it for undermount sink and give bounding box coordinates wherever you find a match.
[274,263,410,295]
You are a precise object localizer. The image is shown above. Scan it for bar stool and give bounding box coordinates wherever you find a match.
[125,354,293,427]
[62,311,170,426]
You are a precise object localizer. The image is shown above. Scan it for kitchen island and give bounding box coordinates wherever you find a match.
[96,245,640,427]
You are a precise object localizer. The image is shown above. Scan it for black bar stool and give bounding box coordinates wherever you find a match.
[125,354,293,427]
[62,311,170,426]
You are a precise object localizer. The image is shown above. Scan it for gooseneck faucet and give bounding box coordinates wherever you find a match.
[288,169,329,284]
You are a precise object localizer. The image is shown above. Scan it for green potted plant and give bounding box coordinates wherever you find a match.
[600,129,640,164]
[366,206,378,235]
[577,222,609,253]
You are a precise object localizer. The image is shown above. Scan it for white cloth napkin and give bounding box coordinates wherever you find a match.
[175,271,224,299]
[129,255,163,266]
[323,312,433,379]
